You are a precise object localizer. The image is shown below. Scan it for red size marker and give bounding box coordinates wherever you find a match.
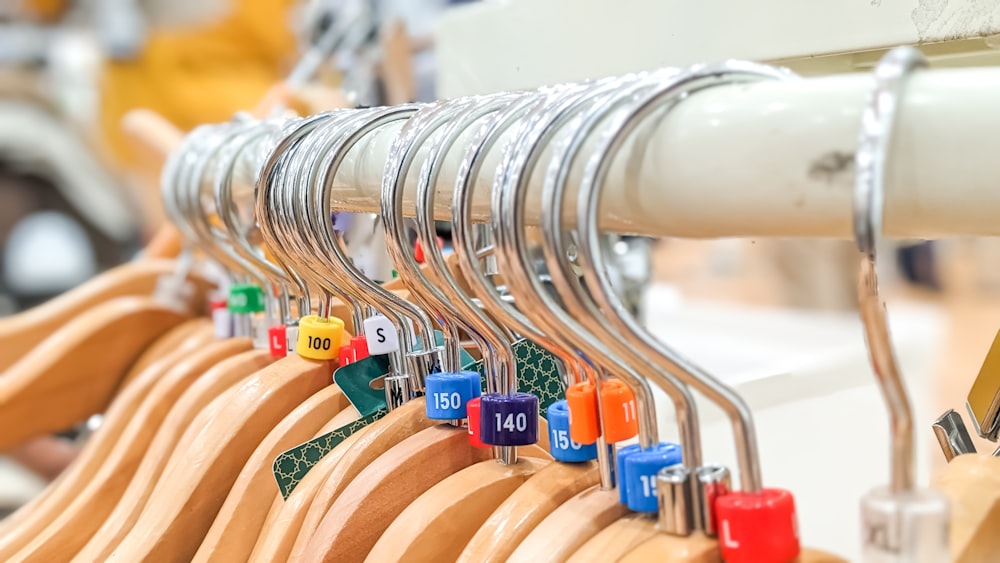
[338,344,354,366]
[351,335,370,361]
[465,397,489,448]
[715,488,800,563]
[268,325,288,358]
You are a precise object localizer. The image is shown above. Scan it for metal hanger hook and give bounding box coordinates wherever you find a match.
[854,46,927,494]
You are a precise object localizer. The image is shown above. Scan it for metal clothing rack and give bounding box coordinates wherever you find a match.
[225,66,1000,241]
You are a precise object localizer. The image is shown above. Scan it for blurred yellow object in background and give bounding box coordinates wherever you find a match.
[22,0,69,22]
[100,0,299,167]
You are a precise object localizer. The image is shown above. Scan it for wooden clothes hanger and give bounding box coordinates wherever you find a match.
[125,316,212,379]
[74,347,276,562]
[10,336,254,562]
[569,513,662,562]
[456,460,601,563]
[935,453,1000,561]
[351,100,571,563]
[0,290,212,450]
[365,454,550,562]
[255,398,436,563]
[208,402,360,563]
[507,484,628,562]
[0,259,198,373]
[190,381,355,562]
[0,319,213,557]
[249,420,365,563]
[0,207,215,446]
[103,354,341,562]
[299,424,492,563]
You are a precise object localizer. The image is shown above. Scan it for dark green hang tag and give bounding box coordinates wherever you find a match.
[335,355,393,416]
[272,408,386,498]
[471,338,565,419]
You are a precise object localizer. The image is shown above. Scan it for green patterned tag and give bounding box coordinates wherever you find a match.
[272,409,385,498]
[271,337,563,498]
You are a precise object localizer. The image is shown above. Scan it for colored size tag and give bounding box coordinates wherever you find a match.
[227,284,266,313]
[295,315,344,361]
[210,302,232,340]
[285,325,299,356]
[338,345,354,366]
[268,325,287,358]
[363,315,399,355]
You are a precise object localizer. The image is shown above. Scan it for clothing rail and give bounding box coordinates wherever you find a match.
[220,67,1000,239]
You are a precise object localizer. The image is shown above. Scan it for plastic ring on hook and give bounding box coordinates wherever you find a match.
[547,400,598,462]
[296,314,345,361]
[478,392,539,446]
[425,371,482,420]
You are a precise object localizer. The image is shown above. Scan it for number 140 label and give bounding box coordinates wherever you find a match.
[495,412,529,432]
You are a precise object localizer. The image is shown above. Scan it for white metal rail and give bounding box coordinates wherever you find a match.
[229,67,1000,239]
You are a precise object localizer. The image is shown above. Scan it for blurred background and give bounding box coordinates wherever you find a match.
[2,1,1000,548]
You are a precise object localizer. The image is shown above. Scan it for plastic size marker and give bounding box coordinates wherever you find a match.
[351,335,370,361]
[426,371,482,420]
[362,315,400,356]
[600,379,639,443]
[466,397,488,449]
[210,298,231,339]
[338,345,354,366]
[227,284,266,314]
[547,400,597,462]
[296,315,344,361]
[479,392,539,446]
[268,325,287,358]
[565,381,600,445]
[715,488,800,563]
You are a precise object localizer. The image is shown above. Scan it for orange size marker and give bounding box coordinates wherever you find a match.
[565,381,600,445]
[600,379,638,443]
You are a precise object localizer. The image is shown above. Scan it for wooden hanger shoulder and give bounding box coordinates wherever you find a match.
[299,424,492,563]
[249,425,366,563]
[0,260,207,373]
[507,484,627,562]
[11,337,253,562]
[619,531,719,563]
[797,548,850,562]
[458,460,601,563]
[0,326,214,561]
[601,523,846,562]
[192,382,352,563]
[0,322,213,557]
[0,296,194,449]
[286,398,438,561]
[127,318,212,377]
[567,513,660,563]
[105,355,336,562]
[366,456,549,563]
[934,453,1000,561]
[253,399,434,561]
[74,348,274,562]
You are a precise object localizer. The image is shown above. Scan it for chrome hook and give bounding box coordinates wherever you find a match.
[853,46,950,562]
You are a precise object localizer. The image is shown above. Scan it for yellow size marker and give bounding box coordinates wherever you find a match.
[296,314,345,361]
